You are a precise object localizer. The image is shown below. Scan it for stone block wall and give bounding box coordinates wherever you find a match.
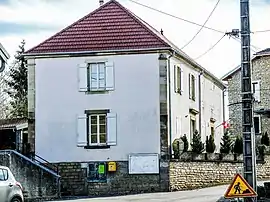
[170,155,270,191]
[0,151,59,200]
[56,161,161,197]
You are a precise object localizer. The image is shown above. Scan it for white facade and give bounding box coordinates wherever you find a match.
[35,53,160,163]
[34,52,224,163]
[170,56,224,152]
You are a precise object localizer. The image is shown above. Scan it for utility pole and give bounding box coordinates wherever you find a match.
[240,0,256,201]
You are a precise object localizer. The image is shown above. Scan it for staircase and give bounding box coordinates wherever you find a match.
[0,150,61,201]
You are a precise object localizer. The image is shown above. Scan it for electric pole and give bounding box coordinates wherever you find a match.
[240,0,256,201]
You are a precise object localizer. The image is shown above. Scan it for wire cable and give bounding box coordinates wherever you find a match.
[194,34,226,60]
[180,0,222,49]
[127,0,225,34]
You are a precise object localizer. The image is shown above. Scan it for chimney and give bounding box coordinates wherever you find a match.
[99,0,104,6]
[160,29,164,35]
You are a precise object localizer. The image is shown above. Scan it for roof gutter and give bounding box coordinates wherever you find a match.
[22,47,171,58]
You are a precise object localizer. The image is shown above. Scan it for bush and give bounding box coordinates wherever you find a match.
[233,135,243,155]
[172,138,180,159]
[206,135,216,153]
[220,129,232,154]
[180,134,189,152]
[191,130,205,154]
[261,132,270,146]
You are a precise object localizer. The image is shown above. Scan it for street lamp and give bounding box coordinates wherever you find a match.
[0,43,10,72]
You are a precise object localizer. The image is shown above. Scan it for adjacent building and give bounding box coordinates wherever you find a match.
[222,48,270,138]
[24,0,225,196]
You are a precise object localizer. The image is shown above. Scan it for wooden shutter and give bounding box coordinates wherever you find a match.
[180,68,184,95]
[174,65,177,93]
[77,115,87,147]
[107,113,117,146]
[78,63,88,92]
[189,73,192,99]
[105,61,115,90]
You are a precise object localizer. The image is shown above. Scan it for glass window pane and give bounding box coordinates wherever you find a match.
[91,135,97,143]
[98,63,105,73]
[99,115,106,124]
[91,64,98,73]
[91,125,97,134]
[100,134,106,144]
[100,125,106,134]
[99,79,105,88]
[91,116,97,124]
[91,73,98,81]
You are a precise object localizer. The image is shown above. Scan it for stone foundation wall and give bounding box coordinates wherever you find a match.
[170,155,270,191]
[0,151,59,200]
[56,161,161,197]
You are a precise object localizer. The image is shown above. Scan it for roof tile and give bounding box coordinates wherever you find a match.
[25,0,170,54]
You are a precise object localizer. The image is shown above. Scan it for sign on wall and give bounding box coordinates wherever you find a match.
[128,153,159,174]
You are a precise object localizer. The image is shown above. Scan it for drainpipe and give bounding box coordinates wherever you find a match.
[222,88,226,133]
[198,71,203,135]
[167,51,174,157]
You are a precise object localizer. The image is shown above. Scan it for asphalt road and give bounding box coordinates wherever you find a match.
[51,181,267,202]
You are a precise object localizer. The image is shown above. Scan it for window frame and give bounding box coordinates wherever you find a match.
[85,109,110,149]
[253,115,261,135]
[189,73,196,101]
[0,168,8,181]
[87,62,106,92]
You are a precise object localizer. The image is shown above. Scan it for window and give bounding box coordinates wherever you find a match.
[190,117,196,145]
[89,113,107,145]
[174,65,183,94]
[77,110,117,149]
[0,168,8,181]
[78,61,114,92]
[189,73,195,101]
[254,116,261,135]
[89,63,105,90]
[252,80,261,102]
[87,162,107,182]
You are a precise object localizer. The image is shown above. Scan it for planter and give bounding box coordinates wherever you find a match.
[220,153,234,161]
[192,153,205,161]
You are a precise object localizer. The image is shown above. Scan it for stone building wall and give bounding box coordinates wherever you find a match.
[170,155,270,191]
[226,56,270,137]
[252,56,270,134]
[0,150,59,200]
[227,70,242,136]
[56,161,161,197]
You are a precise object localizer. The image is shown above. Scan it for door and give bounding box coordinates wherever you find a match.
[0,168,9,202]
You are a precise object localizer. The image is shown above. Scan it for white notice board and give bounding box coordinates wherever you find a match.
[128,153,159,174]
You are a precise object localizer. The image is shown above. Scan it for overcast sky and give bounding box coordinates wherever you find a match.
[0,0,270,79]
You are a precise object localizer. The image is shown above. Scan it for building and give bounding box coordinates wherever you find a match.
[23,0,225,196]
[0,42,10,72]
[222,48,270,138]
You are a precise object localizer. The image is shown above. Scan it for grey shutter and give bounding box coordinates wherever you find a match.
[107,113,117,146]
[78,63,88,92]
[77,115,87,147]
[105,62,115,90]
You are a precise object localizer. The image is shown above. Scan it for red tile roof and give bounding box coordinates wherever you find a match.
[25,0,170,55]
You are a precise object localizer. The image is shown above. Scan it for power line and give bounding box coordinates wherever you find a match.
[253,29,270,33]
[194,34,226,60]
[127,0,225,34]
[181,0,222,49]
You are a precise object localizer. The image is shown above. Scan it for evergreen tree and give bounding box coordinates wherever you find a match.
[5,40,27,118]
[206,135,216,153]
[233,135,243,155]
[220,129,232,154]
[261,132,270,146]
[191,130,205,154]
[181,134,189,152]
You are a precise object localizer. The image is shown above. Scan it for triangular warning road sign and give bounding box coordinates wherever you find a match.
[224,173,257,198]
